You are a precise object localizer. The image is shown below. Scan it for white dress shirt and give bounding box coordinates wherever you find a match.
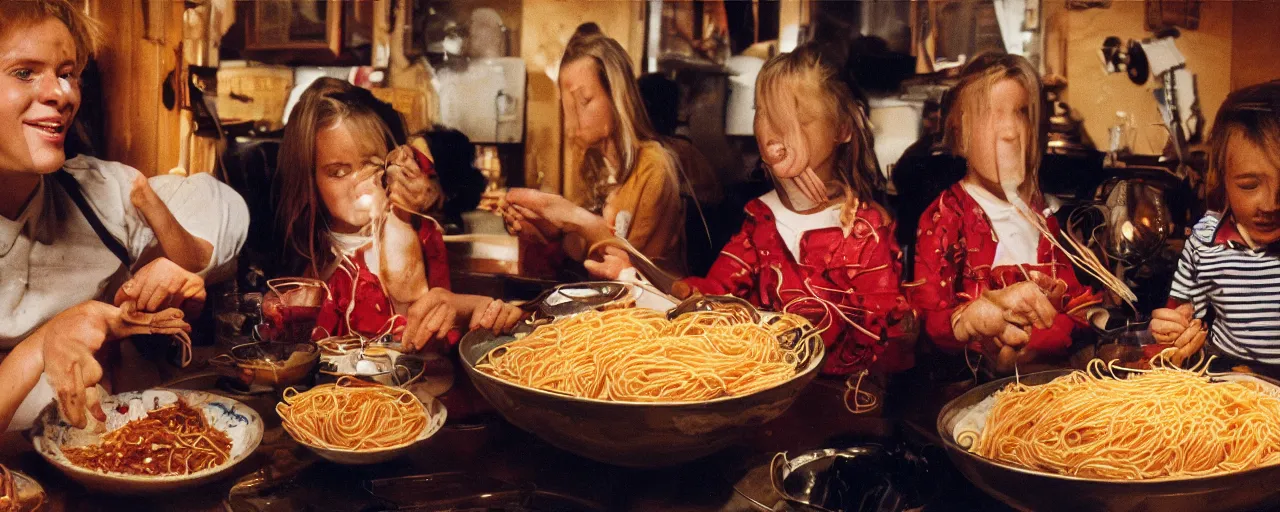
[962,182,1039,267]
[0,156,249,348]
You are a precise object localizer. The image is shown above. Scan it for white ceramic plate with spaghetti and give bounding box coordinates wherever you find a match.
[31,389,263,495]
[279,393,447,465]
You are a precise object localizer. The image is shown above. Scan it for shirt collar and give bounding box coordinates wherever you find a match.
[1213,214,1268,251]
[0,177,45,256]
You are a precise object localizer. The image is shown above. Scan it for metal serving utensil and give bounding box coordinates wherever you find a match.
[508,282,637,336]
[667,294,761,323]
[587,237,679,296]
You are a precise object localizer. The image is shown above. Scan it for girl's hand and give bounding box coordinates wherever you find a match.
[953,280,1057,349]
[1152,304,1208,365]
[1151,304,1197,344]
[114,258,207,317]
[384,146,440,213]
[583,246,633,280]
[503,188,577,233]
[469,299,525,334]
[403,288,458,351]
[499,198,554,244]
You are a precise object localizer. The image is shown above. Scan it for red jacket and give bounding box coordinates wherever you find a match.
[314,149,452,342]
[681,196,913,375]
[313,219,451,341]
[908,183,1089,355]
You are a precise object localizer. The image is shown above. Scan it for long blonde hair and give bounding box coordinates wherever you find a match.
[560,33,660,212]
[275,78,397,277]
[943,52,1045,199]
[754,43,887,224]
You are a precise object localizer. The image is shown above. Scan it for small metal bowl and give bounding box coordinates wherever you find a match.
[770,446,900,512]
[318,345,427,388]
[209,342,319,388]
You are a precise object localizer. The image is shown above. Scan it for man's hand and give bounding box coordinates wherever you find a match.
[114,257,206,316]
[38,302,125,428]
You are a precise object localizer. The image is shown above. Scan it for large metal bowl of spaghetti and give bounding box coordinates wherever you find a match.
[459,283,825,468]
[937,369,1280,512]
[31,389,263,495]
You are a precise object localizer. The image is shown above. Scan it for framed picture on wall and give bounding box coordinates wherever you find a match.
[246,0,343,56]
[1145,0,1201,31]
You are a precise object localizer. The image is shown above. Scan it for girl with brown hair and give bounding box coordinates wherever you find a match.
[274,78,520,350]
[597,42,913,377]
[500,32,687,278]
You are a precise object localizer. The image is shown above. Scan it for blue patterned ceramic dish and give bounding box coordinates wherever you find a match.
[30,389,263,495]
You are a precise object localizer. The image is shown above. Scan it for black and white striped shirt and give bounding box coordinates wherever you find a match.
[1170,213,1280,365]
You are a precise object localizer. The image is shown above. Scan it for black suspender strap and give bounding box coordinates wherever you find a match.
[52,170,132,268]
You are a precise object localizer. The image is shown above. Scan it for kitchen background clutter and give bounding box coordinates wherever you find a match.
[70,0,1280,297]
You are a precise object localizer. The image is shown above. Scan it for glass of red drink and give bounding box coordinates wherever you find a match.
[261,278,328,344]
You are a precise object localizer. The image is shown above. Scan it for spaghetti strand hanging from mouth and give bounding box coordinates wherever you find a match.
[995,137,1137,306]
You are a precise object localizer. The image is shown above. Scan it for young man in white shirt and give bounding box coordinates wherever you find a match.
[0,0,248,430]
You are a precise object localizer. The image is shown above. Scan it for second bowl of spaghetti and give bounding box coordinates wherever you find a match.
[459,297,824,468]
[275,377,446,465]
[937,360,1280,512]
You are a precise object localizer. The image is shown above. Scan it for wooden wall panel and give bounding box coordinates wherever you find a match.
[1231,1,1280,91]
[519,0,646,205]
[90,0,184,176]
[1058,1,1232,155]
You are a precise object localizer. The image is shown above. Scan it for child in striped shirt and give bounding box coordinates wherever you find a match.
[1151,80,1280,369]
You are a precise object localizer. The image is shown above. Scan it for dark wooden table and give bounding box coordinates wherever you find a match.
[1,356,1010,512]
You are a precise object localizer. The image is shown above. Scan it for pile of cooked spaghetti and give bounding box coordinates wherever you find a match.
[476,308,813,402]
[63,400,232,476]
[277,377,428,451]
[964,358,1280,480]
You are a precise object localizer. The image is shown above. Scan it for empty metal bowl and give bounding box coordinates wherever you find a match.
[210,341,320,388]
